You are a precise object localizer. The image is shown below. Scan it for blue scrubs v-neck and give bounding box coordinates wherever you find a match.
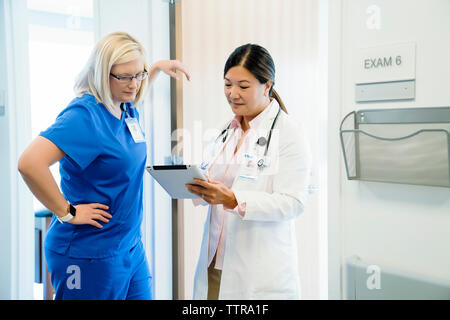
[40,94,147,258]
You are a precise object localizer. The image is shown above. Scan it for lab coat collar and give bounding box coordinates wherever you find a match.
[204,99,281,174]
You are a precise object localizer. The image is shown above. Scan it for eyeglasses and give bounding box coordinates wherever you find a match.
[110,70,148,83]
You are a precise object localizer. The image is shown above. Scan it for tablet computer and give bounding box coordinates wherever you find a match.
[146,165,207,199]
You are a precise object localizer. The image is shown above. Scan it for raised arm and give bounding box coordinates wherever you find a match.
[147,60,191,86]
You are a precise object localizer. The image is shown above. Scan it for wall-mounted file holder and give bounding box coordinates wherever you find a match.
[340,107,450,188]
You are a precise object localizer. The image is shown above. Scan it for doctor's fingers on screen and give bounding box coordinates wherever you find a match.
[69,203,112,229]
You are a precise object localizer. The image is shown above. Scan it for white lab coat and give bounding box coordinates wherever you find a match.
[192,100,312,300]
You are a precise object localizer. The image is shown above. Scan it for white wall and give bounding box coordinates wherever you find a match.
[179,0,326,299]
[0,0,13,299]
[325,0,343,300]
[0,0,34,299]
[334,0,450,297]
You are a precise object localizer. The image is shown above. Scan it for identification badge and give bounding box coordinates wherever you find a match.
[125,117,145,143]
[239,153,258,180]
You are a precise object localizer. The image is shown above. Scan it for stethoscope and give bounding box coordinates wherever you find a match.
[120,103,131,118]
[202,107,282,170]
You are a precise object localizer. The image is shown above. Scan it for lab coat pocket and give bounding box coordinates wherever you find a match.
[233,173,272,194]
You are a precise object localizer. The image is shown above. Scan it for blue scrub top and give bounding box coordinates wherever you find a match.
[40,93,147,258]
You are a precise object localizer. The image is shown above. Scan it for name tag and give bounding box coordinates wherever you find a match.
[125,117,145,143]
[239,153,258,180]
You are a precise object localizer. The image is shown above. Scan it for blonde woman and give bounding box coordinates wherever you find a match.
[18,32,190,300]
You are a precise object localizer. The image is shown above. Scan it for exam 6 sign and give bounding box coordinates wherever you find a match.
[354,42,416,84]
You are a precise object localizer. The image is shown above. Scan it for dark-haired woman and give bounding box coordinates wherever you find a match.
[186,44,312,300]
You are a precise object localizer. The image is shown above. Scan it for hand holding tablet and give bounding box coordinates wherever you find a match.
[146,165,207,199]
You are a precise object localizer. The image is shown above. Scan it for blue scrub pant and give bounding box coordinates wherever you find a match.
[45,241,152,300]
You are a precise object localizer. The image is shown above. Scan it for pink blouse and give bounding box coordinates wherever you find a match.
[206,103,275,270]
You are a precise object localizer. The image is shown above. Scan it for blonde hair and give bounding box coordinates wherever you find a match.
[74,32,149,110]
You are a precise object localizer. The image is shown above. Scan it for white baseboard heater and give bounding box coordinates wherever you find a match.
[345,255,450,300]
